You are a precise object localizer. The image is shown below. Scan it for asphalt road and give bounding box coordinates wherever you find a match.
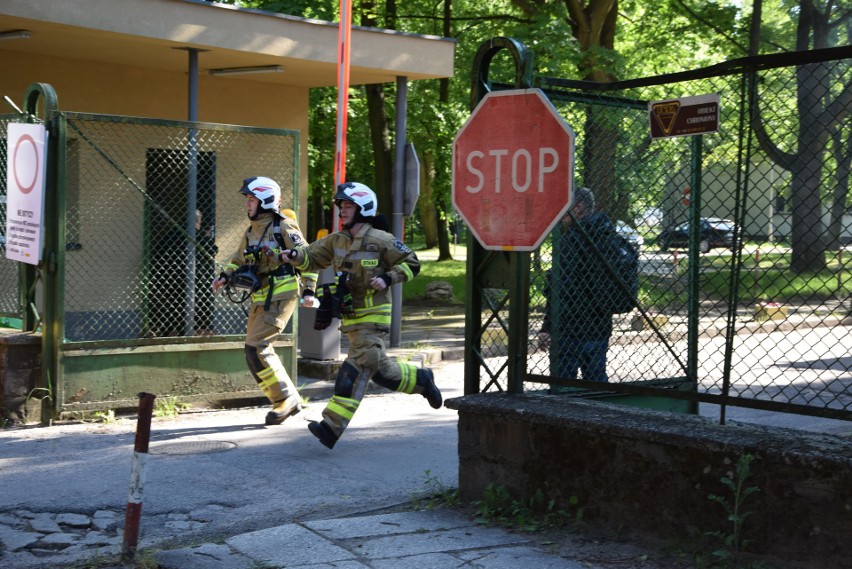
[0,359,464,550]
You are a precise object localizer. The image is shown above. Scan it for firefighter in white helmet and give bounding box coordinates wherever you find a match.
[279,182,442,449]
[212,176,318,425]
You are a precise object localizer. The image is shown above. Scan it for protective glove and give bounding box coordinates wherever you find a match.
[302,289,320,308]
[314,285,334,330]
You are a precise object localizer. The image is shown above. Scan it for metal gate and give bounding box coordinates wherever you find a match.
[464,38,852,423]
[4,83,301,422]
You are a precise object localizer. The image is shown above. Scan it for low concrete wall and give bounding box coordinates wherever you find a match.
[445,393,852,567]
[0,330,42,426]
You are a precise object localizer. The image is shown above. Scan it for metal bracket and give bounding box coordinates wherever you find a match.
[469,36,534,110]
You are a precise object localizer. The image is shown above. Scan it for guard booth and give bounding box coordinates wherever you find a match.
[2,83,302,423]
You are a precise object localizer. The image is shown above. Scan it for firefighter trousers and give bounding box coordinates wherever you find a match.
[244,297,299,408]
[320,325,426,441]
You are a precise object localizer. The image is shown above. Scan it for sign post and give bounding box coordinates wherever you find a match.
[649,93,720,398]
[452,89,575,251]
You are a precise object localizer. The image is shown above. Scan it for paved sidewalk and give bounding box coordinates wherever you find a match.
[154,508,582,569]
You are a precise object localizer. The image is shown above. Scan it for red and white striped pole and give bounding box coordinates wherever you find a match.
[332,0,352,231]
[121,392,156,561]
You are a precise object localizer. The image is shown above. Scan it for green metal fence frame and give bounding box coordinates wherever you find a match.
[462,38,852,423]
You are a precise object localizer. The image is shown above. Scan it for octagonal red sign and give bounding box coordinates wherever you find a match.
[452,89,575,251]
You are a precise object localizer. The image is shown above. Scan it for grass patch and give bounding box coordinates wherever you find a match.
[701,268,850,303]
[404,258,466,304]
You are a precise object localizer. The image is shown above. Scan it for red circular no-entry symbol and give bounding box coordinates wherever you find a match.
[13,133,39,195]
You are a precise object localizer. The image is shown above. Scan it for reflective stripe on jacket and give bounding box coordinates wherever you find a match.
[222,212,311,306]
[295,224,419,328]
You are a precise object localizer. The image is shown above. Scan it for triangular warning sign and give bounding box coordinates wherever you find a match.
[652,101,680,135]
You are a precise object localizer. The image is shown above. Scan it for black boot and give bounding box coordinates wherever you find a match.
[308,420,339,449]
[265,397,302,426]
[418,368,442,409]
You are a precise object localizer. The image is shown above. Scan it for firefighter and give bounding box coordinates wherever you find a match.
[212,176,318,426]
[279,182,442,449]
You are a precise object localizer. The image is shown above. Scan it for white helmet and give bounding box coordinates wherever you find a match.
[240,176,281,212]
[334,182,377,218]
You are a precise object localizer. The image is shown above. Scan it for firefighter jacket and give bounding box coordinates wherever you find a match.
[295,223,419,330]
[222,211,317,307]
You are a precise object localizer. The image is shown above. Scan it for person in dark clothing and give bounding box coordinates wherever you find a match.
[541,187,616,386]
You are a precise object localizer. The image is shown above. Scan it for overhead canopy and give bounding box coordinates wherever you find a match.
[0,0,456,88]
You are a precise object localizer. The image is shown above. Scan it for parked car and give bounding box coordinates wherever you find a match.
[615,220,644,252]
[658,217,736,253]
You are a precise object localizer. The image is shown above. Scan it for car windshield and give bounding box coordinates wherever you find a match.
[709,219,736,232]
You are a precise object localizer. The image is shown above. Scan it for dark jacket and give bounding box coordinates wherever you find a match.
[544,212,616,341]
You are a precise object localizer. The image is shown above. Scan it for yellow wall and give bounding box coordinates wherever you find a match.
[0,50,310,217]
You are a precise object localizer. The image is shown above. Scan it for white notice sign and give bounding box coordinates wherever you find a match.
[5,123,47,265]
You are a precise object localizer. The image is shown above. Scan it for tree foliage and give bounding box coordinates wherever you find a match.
[218,0,849,267]
[749,0,851,272]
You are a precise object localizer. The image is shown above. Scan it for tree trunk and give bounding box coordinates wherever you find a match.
[748,1,851,273]
[827,126,851,250]
[789,56,832,271]
[790,156,829,272]
[365,83,393,213]
[433,0,454,261]
[418,147,439,249]
[569,0,619,215]
[581,106,618,216]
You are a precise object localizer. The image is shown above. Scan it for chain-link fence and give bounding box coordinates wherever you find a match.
[3,88,304,418]
[60,113,298,342]
[0,115,22,318]
[473,47,851,421]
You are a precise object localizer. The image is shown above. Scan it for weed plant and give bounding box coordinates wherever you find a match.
[153,396,189,418]
[705,454,761,567]
[472,483,577,533]
[411,469,459,510]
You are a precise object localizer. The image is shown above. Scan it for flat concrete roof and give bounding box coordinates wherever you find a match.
[0,0,456,87]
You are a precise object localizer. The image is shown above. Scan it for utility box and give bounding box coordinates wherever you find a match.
[298,306,340,360]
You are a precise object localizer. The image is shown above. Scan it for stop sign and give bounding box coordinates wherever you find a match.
[452,89,575,251]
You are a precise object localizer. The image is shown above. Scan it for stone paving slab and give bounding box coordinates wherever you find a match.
[303,509,473,540]
[455,545,589,569]
[348,523,529,560]
[226,523,354,566]
[369,552,468,569]
[291,560,370,569]
[155,542,256,569]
